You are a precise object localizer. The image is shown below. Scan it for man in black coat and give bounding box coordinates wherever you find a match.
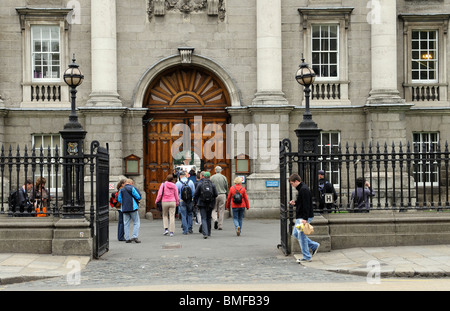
[289,173,319,262]
[193,172,218,239]
[12,178,34,216]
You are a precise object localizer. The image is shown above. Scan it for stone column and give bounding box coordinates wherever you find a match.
[365,0,410,144]
[252,0,286,105]
[366,0,403,105]
[88,0,121,107]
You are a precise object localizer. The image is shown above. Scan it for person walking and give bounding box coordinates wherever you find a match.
[176,171,195,235]
[118,179,142,243]
[210,165,228,230]
[289,173,320,262]
[193,171,218,239]
[226,177,249,236]
[156,174,179,237]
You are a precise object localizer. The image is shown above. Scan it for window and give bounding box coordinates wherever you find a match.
[399,14,450,103]
[16,7,72,107]
[411,30,438,82]
[32,134,63,192]
[32,25,61,82]
[298,7,353,103]
[318,132,340,186]
[413,132,439,185]
[312,25,339,79]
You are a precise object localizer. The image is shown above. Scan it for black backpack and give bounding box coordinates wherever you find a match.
[201,180,214,203]
[232,186,243,204]
[8,190,18,210]
[181,181,193,202]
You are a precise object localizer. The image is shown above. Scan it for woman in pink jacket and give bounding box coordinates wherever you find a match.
[155,174,179,236]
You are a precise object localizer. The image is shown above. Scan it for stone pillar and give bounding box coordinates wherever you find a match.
[252,0,286,105]
[88,0,121,107]
[365,0,410,144]
[366,0,403,106]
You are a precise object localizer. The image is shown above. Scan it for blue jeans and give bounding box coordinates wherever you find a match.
[179,200,193,234]
[294,217,319,260]
[232,208,245,230]
[123,210,140,240]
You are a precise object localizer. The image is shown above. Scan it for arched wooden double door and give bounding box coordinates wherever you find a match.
[143,65,231,217]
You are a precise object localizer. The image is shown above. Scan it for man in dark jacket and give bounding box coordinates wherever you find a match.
[289,173,319,262]
[193,172,218,239]
[12,178,34,216]
[318,170,337,213]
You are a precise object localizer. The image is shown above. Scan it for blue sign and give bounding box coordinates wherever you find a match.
[266,180,279,188]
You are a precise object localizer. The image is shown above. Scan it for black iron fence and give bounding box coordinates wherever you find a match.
[280,139,450,213]
[0,143,101,218]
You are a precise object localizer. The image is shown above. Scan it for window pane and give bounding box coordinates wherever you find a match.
[411,30,438,82]
[311,24,339,79]
[31,25,60,81]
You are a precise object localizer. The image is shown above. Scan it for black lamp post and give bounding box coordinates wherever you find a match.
[294,57,321,154]
[294,57,322,209]
[60,55,87,218]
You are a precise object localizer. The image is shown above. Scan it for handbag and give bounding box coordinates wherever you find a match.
[303,223,314,235]
[156,182,165,212]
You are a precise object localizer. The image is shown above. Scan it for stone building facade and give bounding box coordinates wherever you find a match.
[0,0,449,218]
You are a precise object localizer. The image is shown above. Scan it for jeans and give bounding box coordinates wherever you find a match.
[179,200,193,234]
[118,210,125,241]
[294,217,319,260]
[199,206,212,237]
[232,208,245,231]
[123,210,140,241]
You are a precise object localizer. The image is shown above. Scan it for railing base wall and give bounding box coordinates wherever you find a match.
[0,216,93,258]
[291,211,450,254]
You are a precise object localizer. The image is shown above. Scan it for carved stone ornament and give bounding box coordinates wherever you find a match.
[148,0,226,21]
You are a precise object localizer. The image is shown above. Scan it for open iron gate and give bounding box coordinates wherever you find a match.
[90,141,110,259]
[278,139,294,255]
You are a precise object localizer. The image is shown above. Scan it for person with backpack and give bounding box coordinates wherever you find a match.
[110,179,126,241]
[155,174,179,237]
[10,178,34,216]
[226,176,250,236]
[193,171,218,239]
[176,171,196,235]
[317,170,337,213]
[210,166,229,230]
[118,179,142,243]
[350,177,375,213]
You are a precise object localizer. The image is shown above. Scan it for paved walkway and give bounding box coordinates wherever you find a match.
[294,244,450,278]
[0,218,449,286]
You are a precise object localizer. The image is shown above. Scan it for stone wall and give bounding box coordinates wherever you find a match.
[291,211,450,254]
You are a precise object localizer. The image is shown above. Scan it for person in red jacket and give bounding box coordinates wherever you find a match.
[226,177,250,236]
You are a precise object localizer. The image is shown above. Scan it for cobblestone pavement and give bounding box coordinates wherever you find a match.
[1,218,365,290]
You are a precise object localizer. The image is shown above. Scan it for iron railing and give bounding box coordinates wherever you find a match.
[280,139,450,213]
[0,144,99,217]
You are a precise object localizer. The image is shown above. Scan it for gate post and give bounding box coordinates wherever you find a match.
[60,56,87,218]
[52,57,93,257]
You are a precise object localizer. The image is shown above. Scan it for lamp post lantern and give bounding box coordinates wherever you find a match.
[60,55,87,218]
[294,57,321,154]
